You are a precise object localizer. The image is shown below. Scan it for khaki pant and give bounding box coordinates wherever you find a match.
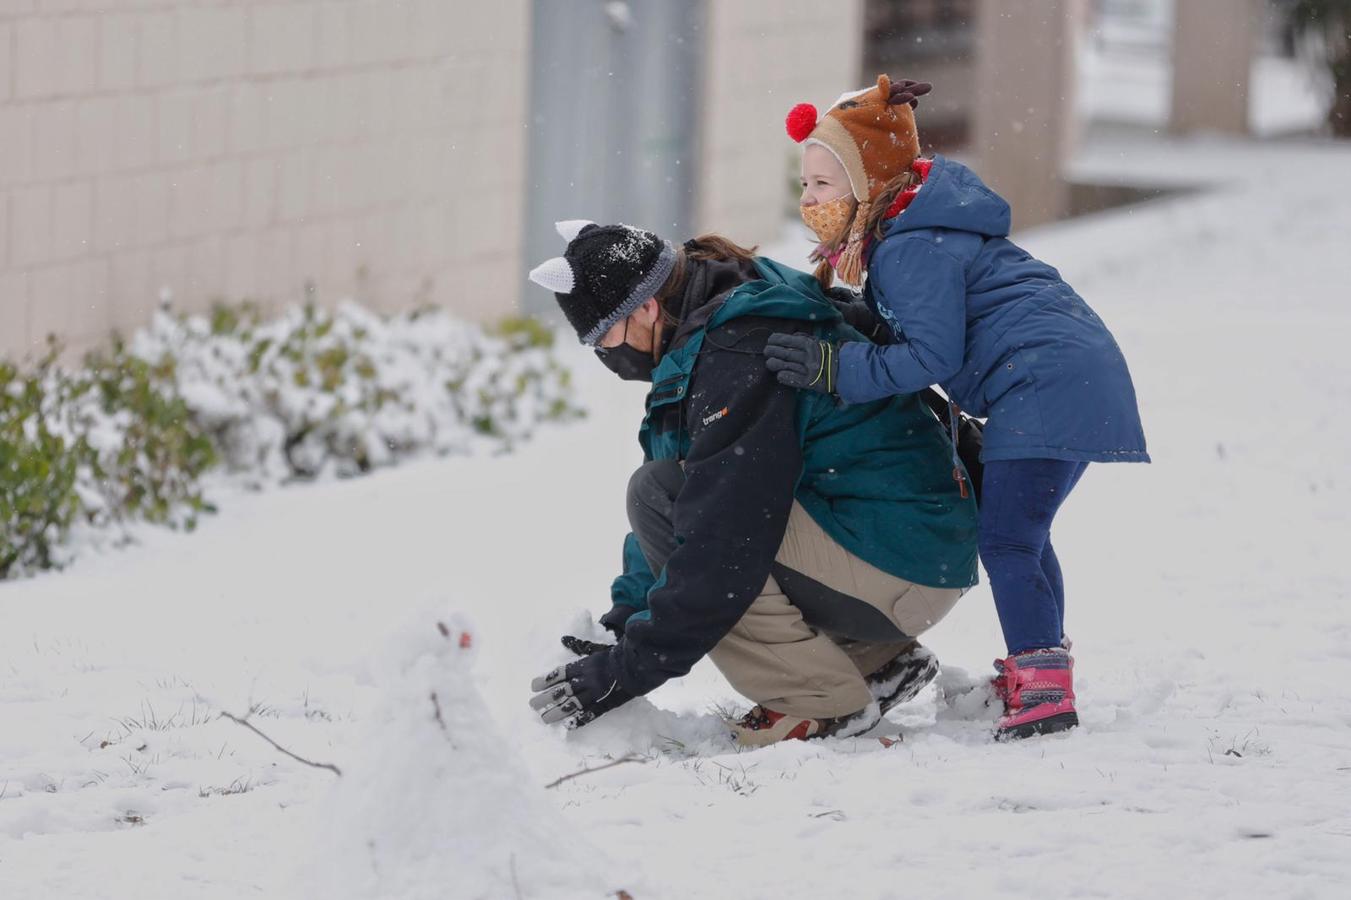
[707,501,961,718]
[626,461,962,720]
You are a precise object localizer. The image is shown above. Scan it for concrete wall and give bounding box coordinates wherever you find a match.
[694,0,865,245]
[0,0,529,361]
[1171,0,1259,135]
[971,0,1085,231]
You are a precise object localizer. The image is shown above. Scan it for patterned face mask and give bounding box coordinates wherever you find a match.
[799,194,856,245]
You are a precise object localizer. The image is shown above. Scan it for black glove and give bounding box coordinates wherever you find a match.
[827,288,891,344]
[529,649,634,729]
[598,602,639,639]
[558,601,636,660]
[561,635,613,657]
[764,333,840,395]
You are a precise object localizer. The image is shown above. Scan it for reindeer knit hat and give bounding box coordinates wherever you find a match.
[786,74,929,284]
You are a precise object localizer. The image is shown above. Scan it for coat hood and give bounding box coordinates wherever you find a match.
[663,254,839,352]
[882,154,1011,239]
[661,255,760,352]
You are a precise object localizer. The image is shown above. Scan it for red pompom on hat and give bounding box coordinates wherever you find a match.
[785,103,818,143]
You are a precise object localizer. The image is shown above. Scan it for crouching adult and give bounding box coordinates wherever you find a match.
[526,222,978,746]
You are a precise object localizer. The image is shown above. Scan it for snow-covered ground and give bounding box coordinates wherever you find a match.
[4,132,1351,899]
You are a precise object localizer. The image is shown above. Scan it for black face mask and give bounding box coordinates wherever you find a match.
[595,343,655,382]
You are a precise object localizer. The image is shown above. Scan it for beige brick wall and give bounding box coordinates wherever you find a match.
[694,0,864,246]
[0,0,529,361]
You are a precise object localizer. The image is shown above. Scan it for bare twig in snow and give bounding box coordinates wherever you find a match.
[545,753,646,790]
[430,692,448,732]
[219,711,342,776]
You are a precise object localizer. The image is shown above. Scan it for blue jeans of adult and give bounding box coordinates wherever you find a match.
[978,459,1089,655]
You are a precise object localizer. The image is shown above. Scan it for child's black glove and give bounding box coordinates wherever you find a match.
[764,333,840,395]
[529,649,633,729]
[827,288,892,344]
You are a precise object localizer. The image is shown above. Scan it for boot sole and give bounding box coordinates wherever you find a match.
[995,710,1079,742]
[729,704,881,747]
[872,650,940,716]
[819,703,883,740]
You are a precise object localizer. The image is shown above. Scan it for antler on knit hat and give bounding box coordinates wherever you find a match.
[786,74,930,285]
[528,221,676,345]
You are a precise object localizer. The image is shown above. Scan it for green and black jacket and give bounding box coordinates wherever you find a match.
[610,255,978,697]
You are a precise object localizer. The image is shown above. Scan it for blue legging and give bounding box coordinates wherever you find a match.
[978,459,1089,655]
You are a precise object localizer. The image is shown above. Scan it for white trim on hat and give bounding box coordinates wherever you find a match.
[803,137,847,170]
[830,85,873,107]
[804,121,869,203]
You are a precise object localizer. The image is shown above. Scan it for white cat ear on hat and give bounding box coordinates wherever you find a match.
[528,220,596,293]
[528,257,575,294]
[555,219,595,242]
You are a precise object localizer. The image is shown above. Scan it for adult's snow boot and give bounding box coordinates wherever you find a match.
[729,703,881,748]
[866,641,940,715]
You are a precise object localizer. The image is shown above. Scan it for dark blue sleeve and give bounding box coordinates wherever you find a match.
[836,235,969,404]
[609,532,654,611]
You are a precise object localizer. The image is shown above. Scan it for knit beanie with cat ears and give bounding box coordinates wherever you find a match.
[527,220,677,345]
[785,74,930,204]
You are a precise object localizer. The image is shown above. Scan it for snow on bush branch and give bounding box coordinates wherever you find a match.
[135,301,582,479]
[0,302,583,579]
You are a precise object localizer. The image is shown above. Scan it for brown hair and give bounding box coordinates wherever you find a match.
[810,170,919,291]
[654,234,759,327]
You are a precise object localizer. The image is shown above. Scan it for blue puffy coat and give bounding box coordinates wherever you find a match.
[836,155,1150,464]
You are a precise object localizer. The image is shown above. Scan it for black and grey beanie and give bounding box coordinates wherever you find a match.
[528,220,677,345]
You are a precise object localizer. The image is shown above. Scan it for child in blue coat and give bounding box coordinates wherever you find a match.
[766,75,1149,739]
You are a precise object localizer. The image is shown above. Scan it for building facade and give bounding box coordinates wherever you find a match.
[0,0,863,360]
[4,0,1277,360]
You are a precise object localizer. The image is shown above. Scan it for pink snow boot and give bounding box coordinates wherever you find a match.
[992,647,1077,741]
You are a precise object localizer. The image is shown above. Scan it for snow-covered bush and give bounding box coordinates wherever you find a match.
[132,302,582,479]
[1,349,81,578]
[0,302,583,578]
[1,341,216,579]
[73,338,219,527]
